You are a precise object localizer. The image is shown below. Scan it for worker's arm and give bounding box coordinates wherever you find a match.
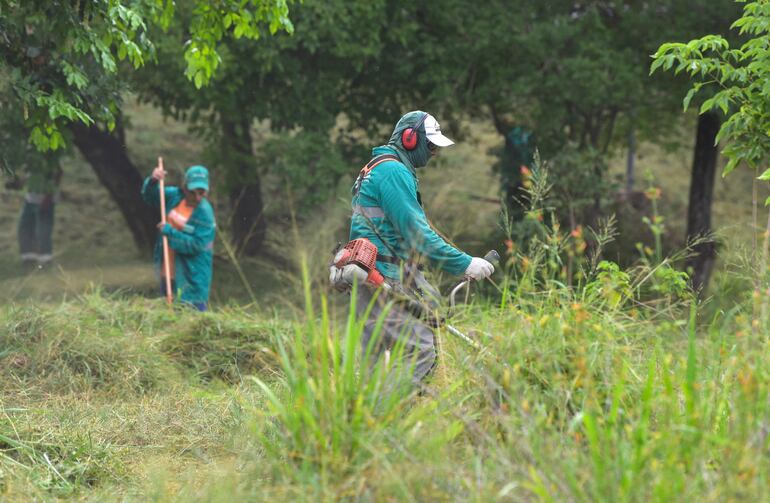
[377,164,472,276]
[141,176,180,209]
[160,206,216,256]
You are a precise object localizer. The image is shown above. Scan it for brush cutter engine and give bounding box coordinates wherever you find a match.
[329,238,389,292]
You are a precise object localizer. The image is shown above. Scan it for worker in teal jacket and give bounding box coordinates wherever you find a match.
[141,165,216,311]
[349,110,495,389]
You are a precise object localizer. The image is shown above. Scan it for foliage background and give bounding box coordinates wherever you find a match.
[2,1,770,501]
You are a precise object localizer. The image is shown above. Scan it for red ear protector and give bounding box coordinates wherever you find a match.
[400,112,429,151]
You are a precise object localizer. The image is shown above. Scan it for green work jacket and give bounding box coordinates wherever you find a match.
[349,145,471,280]
[141,177,216,304]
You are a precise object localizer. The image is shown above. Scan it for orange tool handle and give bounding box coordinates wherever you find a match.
[158,157,173,305]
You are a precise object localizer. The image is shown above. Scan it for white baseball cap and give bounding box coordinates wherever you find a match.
[424,114,454,147]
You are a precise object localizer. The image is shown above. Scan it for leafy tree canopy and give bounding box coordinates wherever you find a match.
[134,1,390,132]
[425,0,738,154]
[129,1,394,215]
[0,0,293,151]
[652,0,770,181]
[354,1,736,221]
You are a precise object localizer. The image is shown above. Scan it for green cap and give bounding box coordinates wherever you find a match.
[185,165,209,191]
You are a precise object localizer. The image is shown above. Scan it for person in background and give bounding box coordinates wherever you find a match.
[141,164,216,311]
[15,152,62,270]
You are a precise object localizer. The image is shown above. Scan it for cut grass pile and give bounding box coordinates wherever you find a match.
[0,293,292,499]
[1,293,289,394]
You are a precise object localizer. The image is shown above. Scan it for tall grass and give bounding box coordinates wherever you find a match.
[2,254,768,501]
[245,267,424,494]
[2,159,769,501]
[178,162,769,501]
[160,257,766,502]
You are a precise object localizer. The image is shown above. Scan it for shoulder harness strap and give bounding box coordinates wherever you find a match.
[351,153,404,264]
[352,154,399,196]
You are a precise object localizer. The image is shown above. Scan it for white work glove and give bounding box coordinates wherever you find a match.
[464,257,495,280]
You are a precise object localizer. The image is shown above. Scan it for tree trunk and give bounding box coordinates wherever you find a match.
[70,121,157,254]
[685,111,720,294]
[626,127,636,193]
[221,118,266,256]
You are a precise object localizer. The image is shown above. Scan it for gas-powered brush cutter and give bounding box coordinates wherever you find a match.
[330,239,499,349]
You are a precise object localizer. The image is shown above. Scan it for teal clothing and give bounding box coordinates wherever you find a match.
[141,177,216,304]
[184,165,209,191]
[349,145,472,279]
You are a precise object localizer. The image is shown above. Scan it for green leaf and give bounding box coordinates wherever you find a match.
[29,126,50,151]
[757,168,770,180]
[49,130,61,150]
[649,57,664,75]
[716,94,729,114]
[700,97,716,114]
[723,157,739,177]
[663,54,676,71]
[683,87,698,111]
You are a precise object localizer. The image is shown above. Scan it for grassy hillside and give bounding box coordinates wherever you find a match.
[1,263,767,500]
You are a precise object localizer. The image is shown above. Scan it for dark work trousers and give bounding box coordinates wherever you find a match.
[18,200,55,262]
[355,285,437,389]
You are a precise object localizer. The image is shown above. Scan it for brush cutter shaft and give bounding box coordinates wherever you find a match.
[445,323,481,349]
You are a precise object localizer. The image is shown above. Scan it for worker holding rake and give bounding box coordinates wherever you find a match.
[141,162,216,311]
[340,111,495,388]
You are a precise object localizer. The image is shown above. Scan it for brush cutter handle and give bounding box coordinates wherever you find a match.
[443,249,500,348]
[483,249,500,266]
[448,249,499,314]
[449,281,469,309]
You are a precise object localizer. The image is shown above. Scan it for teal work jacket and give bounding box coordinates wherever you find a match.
[349,146,471,280]
[141,177,216,304]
